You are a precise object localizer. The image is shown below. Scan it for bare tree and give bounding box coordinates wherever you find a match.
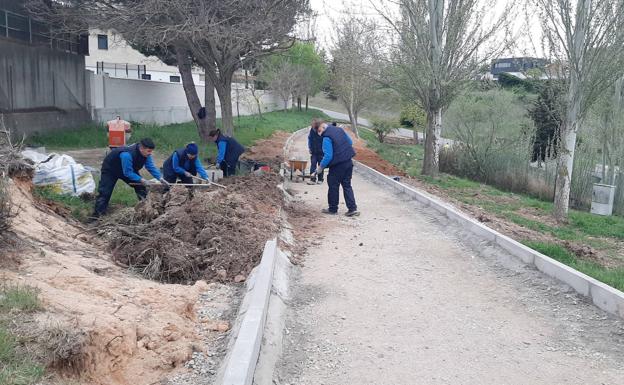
[265,62,301,110]
[186,0,310,135]
[535,0,624,220]
[374,0,512,176]
[330,17,379,138]
[28,0,309,137]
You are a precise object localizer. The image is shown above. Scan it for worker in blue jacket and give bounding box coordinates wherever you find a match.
[307,119,324,184]
[208,129,245,177]
[314,122,360,217]
[93,138,166,217]
[162,142,209,184]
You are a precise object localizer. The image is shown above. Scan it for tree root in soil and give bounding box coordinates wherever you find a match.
[102,175,283,284]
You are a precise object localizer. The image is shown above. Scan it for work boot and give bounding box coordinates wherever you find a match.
[345,210,360,217]
[307,176,317,185]
[317,179,324,184]
[321,208,337,215]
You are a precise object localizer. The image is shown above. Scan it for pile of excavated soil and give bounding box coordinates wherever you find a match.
[5,182,233,385]
[107,174,283,284]
[343,128,406,176]
[243,130,292,166]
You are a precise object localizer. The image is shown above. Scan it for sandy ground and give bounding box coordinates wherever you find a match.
[5,182,239,385]
[273,134,624,385]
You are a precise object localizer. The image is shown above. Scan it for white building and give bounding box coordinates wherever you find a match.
[85,29,205,84]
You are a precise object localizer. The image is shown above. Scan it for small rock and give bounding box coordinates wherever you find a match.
[234,274,246,283]
[359,242,363,246]
[202,320,231,332]
[216,269,227,280]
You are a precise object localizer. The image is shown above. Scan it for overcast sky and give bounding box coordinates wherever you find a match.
[307,0,543,57]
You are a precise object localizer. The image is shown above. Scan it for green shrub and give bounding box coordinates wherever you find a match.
[399,104,426,129]
[370,117,397,143]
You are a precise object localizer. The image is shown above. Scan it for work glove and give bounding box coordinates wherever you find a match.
[139,178,149,186]
[159,178,170,186]
[184,171,193,178]
[315,167,324,176]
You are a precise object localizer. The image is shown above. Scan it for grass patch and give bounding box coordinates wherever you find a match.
[568,211,624,240]
[0,328,45,385]
[524,241,624,291]
[0,286,45,385]
[0,285,41,313]
[360,129,424,176]
[34,180,138,221]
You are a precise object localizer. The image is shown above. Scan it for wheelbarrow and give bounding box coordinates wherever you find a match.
[288,159,309,181]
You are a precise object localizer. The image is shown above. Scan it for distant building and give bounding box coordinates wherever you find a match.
[0,0,91,138]
[85,29,250,86]
[85,29,205,84]
[490,57,549,80]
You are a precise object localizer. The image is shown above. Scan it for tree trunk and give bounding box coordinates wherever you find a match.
[347,108,359,138]
[602,141,607,183]
[214,72,234,136]
[176,49,209,142]
[553,0,589,221]
[422,107,442,176]
[423,0,443,176]
[305,95,309,111]
[204,70,216,135]
[252,90,263,117]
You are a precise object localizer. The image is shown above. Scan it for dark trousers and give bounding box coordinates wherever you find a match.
[94,172,147,216]
[327,160,357,213]
[164,173,193,184]
[220,161,237,177]
[310,153,324,181]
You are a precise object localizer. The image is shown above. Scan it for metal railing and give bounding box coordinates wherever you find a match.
[95,62,147,80]
[0,8,87,55]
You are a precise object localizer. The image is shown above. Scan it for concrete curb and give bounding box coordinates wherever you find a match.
[219,239,278,385]
[283,127,309,161]
[354,161,624,319]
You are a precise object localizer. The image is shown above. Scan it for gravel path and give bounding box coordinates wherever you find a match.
[273,134,624,385]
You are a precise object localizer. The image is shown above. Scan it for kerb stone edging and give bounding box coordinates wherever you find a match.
[283,127,309,161]
[354,161,624,319]
[219,239,278,385]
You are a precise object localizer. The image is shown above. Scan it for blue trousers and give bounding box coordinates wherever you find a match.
[310,153,324,181]
[327,160,357,213]
[94,171,147,216]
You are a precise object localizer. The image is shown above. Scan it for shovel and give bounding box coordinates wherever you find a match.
[190,175,227,189]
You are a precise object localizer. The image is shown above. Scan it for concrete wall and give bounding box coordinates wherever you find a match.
[0,38,91,138]
[89,73,283,124]
[2,109,92,138]
[0,39,89,111]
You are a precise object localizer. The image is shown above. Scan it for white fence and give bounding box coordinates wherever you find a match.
[88,72,283,124]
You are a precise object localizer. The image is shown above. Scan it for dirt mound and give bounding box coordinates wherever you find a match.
[334,125,406,176]
[5,182,223,385]
[108,174,283,284]
[243,130,292,165]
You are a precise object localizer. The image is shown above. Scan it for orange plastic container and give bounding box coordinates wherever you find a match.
[107,117,131,148]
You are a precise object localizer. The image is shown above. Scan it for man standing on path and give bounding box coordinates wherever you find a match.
[307,119,324,185]
[162,142,210,184]
[315,122,360,217]
[93,138,166,217]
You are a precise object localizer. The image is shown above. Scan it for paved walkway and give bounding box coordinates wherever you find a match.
[273,133,624,385]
